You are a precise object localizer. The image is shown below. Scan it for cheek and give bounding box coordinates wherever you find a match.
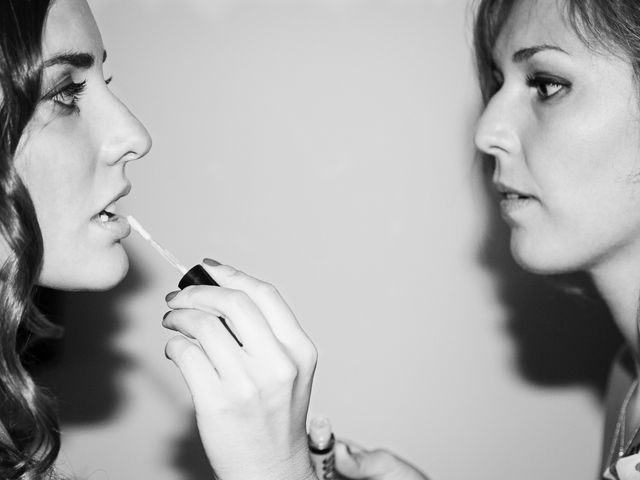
[13,112,130,290]
[513,97,640,273]
[17,128,96,228]
[13,130,118,288]
[532,90,640,204]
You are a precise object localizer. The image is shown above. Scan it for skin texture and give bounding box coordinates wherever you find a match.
[15,0,151,291]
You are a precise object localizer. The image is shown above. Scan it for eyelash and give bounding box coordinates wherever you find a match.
[487,69,571,103]
[48,76,114,114]
[51,80,87,113]
[525,74,570,101]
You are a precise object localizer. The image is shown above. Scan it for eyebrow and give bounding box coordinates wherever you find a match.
[43,49,108,69]
[512,44,569,63]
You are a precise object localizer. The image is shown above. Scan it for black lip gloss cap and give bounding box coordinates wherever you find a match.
[178,264,220,289]
[177,264,243,347]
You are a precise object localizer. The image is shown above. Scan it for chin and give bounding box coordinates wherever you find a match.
[84,252,130,291]
[509,233,582,276]
[38,244,130,291]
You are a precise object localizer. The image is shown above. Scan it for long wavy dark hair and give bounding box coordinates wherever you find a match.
[0,0,64,478]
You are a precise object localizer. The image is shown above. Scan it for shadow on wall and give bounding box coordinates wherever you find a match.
[31,260,215,480]
[169,417,213,480]
[30,260,144,425]
[477,157,623,399]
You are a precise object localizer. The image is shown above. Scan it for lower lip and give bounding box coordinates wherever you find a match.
[499,196,536,217]
[92,213,131,239]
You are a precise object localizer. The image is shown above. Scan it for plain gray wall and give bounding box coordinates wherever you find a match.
[40,1,623,479]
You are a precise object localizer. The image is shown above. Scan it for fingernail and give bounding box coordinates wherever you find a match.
[203,258,221,267]
[165,291,179,302]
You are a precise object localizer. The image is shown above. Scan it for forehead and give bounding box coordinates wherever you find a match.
[494,0,580,58]
[42,0,103,57]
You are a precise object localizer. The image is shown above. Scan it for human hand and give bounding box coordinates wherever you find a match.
[335,440,430,480]
[162,261,318,480]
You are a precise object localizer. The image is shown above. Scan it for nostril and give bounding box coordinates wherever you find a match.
[113,123,152,165]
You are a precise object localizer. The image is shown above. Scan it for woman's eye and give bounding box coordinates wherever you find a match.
[48,80,87,113]
[526,74,569,101]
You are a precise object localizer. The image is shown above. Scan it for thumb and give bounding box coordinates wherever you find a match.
[335,440,393,479]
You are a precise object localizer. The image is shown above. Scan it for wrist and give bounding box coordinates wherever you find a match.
[215,444,318,480]
[241,459,317,480]
[265,445,317,480]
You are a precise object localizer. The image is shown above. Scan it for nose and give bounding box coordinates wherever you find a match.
[474,90,521,160]
[99,94,152,166]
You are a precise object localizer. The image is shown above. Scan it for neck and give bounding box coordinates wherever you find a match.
[591,254,640,374]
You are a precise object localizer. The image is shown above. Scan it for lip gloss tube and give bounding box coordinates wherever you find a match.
[178,264,220,289]
[308,416,337,480]
[127,216,242,347]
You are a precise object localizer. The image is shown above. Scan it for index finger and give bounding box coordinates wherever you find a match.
[168,284,282,357]
[201,262,312,349]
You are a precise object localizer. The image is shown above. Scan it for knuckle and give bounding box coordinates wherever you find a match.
[305,343,319,369]
[179,285,196,303]
[227,289,250,309]
[231,381,260,406]
[192,316,218,340]
[296,340,318,371]
[165,336,199,364]
[227,266,242,279]
[255,280,279,298]
[180,343,203,364]
[269,358,298,386]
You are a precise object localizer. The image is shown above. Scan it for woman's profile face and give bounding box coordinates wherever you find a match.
[14,0,151,290]
[474,0,640,276]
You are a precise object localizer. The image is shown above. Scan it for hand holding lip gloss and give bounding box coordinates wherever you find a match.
[164,265,319,480]
[128,215,319,480]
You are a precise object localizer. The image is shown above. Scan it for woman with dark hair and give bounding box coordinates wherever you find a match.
[0,1,318,479]
[0,0,151,477]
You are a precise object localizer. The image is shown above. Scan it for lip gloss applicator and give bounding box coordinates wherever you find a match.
[126,215,243,347]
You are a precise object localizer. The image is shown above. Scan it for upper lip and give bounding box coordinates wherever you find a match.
[493,181,533,198]
[98,183,132,214]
